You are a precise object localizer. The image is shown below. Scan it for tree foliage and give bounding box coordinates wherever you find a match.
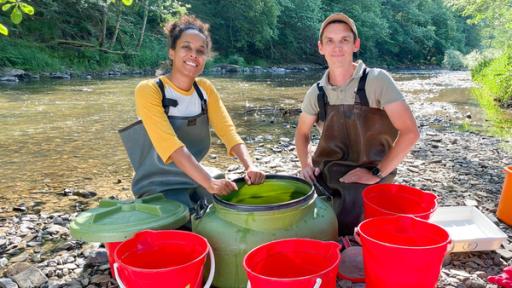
[447,0,512,104]
[1,0,483,70]
[186,0,479,66]
[1,0,35,36]
[446,0,512,48]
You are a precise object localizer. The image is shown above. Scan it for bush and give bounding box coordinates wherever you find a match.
[126,34,167,68]
[463,49,501,70]
[0,39,61,72]
[227,55,246,66]
[442,49,465,70]
[471,45,512,105]
[212,54,246,66]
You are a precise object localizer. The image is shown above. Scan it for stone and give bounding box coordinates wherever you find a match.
[497,248,512,260]
[0,278,18,288]
[86,249,108,266]
[474,271,487,280]
[0,258,8,268]
[45,224,69,235]
[0,77,19,83]
[463,278,486,288]
[9,252,28,263]
[4,263,31,277]
[11,266,48,288]
[65,280,82,288]
[90,274,110,284]
[463,199,478,206]
[449,269,471,278]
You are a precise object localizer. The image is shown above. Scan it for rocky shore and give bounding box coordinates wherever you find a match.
[1,71,511,287]
[0,63,323,83]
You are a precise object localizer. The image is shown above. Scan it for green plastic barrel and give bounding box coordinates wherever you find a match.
[192,175,338,288]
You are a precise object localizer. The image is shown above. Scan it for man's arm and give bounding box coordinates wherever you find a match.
[379,100,420,175]
[341,100,419,184]
[294,112,320,183]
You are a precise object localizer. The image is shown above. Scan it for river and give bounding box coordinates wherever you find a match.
[0,70,510,215]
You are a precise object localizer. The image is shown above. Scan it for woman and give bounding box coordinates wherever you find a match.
[120,15,265,208]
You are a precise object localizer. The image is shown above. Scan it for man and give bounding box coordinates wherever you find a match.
[295,13,420,235]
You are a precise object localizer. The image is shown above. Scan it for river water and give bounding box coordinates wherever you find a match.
[0,70,509,214]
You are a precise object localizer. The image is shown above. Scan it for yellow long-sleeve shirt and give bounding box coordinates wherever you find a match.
[135,76,244,164]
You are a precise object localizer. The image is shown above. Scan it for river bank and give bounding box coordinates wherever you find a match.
[0,63,454,83]
[0,63,324,83]
[0,71,511,287]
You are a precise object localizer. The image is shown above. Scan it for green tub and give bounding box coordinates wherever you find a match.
[192,175,338,288]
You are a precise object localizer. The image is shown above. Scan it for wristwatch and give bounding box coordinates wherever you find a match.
[370,167,385,179]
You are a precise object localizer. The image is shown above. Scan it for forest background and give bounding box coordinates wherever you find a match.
[0,0,510,107]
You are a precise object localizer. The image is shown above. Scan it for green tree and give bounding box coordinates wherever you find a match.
[273,0,323,63]
[446,0,512,48]
[187,0,281,61]
[322,0,389,65]
[1,0,35,36]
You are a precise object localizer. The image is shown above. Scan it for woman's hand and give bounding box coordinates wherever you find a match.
[339,168,380,184]
[245,165,265,185]
[206,179,238,195]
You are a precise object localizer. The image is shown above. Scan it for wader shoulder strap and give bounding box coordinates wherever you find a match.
[156,78,178,115]
[156,79,207,115]
[316,82,328,122]
[193,81,208,115]
[355,68,370,107]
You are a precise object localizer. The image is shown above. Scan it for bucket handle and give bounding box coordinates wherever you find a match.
[247,278,322,288]
[353,227,362,245]
[114,244,216,288]
[446,239,454,254]
[113,262,125,288]
[204,243,215,288]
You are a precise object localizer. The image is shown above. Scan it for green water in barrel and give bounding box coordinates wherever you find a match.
[220,179,311,205]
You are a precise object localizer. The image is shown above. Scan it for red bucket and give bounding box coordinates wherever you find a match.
[357,215,450,288]
[105,242,121,277]
[363,183,438,220]
[243,238,340,288]
[113,230,214,288]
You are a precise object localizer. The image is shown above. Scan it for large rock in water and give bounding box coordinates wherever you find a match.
[211,64,241,73]
[0,68,33,81]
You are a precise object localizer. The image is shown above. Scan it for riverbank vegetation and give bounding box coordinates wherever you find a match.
[447,0,512,109]
[1,0,481,72]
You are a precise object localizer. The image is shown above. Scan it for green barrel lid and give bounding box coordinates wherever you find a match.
[69,193,189,243]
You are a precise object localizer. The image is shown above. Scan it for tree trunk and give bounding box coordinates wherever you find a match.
[99,2,109,48]
[269,39,275,60]
[136,0,149,51]
[111,5,122,49]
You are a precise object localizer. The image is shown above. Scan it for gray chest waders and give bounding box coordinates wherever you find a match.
[119,80,210,205]
[312,68,399,236]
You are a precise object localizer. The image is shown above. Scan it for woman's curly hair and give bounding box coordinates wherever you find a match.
[164,15,211,52]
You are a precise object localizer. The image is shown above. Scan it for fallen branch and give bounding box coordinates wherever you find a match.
[53,40,139,55]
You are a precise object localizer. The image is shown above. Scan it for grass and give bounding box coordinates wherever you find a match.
[472,46,512,105]
[471,88,512,139]
[0,36,168,73]
[0,38,61,72]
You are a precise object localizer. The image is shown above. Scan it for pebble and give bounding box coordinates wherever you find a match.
[0,278,18,288]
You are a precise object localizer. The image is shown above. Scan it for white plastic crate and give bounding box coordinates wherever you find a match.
[430,206,507,252]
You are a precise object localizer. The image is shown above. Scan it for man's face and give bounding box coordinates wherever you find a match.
[318,22,360,66]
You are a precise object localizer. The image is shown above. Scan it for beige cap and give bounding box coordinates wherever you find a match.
[319,13,358,40]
